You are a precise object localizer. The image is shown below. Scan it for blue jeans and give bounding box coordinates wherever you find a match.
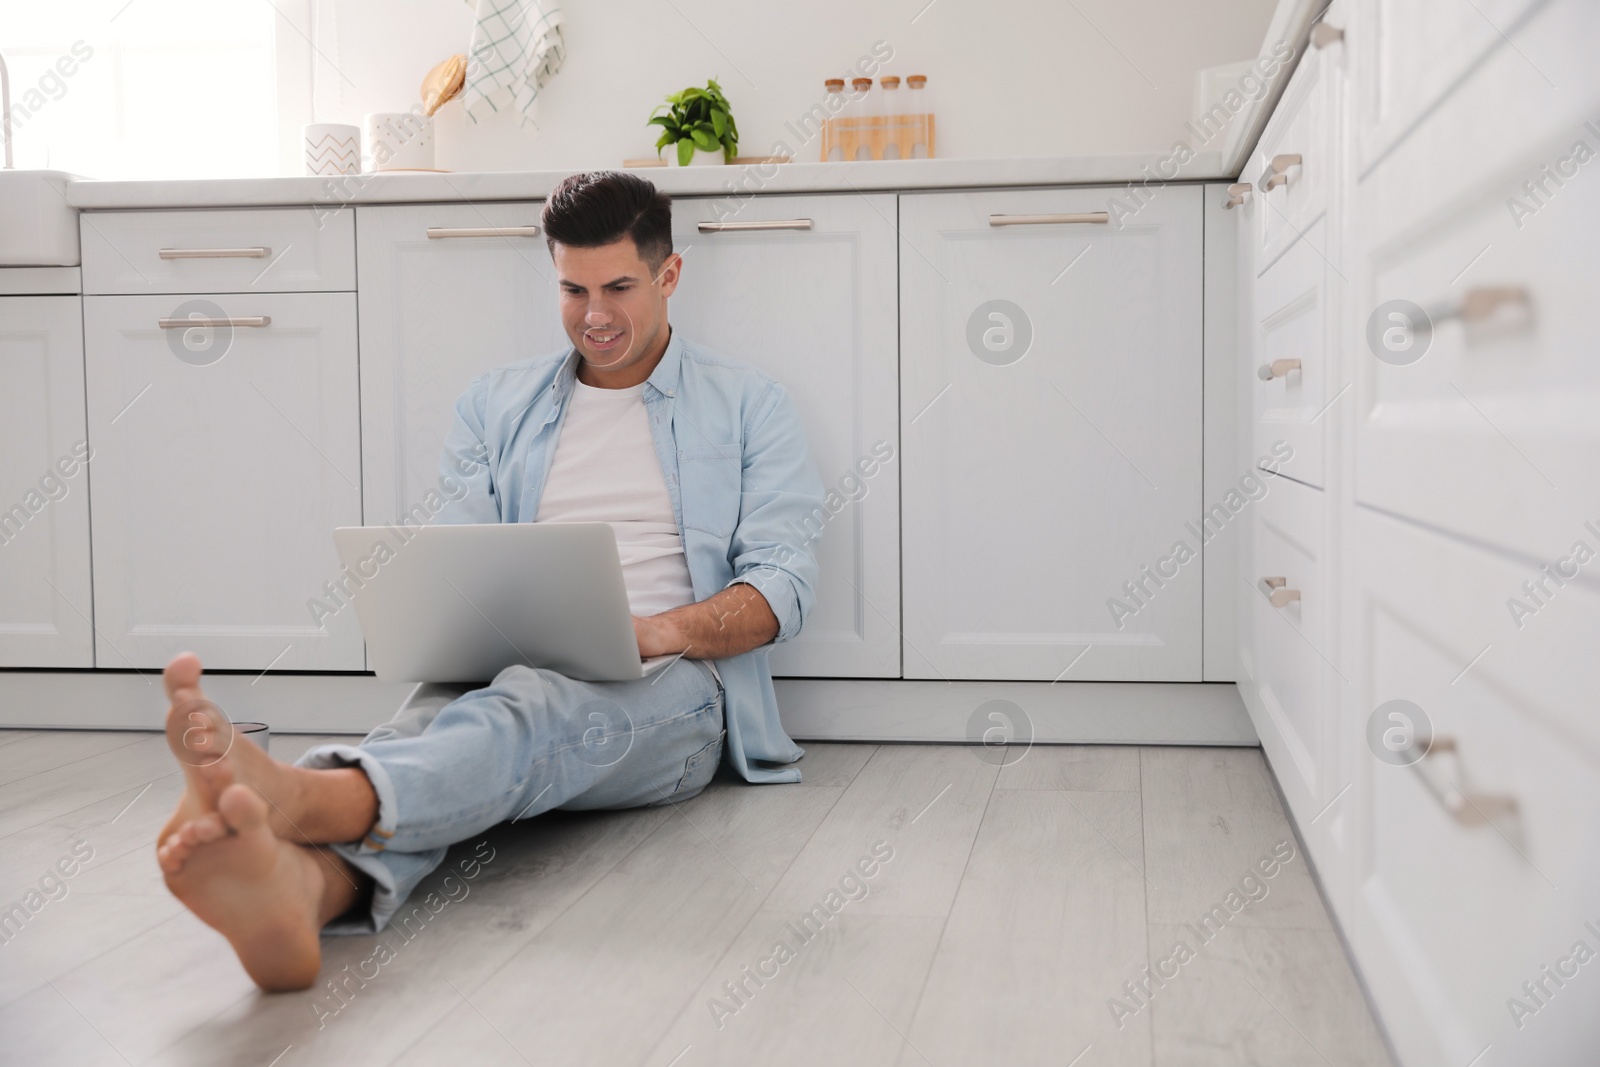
[294,658,725,933]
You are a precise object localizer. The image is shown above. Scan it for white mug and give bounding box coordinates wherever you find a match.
[302,123,360,176]
[364,111,435,172]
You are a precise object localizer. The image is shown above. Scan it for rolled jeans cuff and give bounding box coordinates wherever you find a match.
[293,742,428,934]
[295,742,402,853]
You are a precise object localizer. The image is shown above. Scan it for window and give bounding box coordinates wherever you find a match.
[5,0,287,178]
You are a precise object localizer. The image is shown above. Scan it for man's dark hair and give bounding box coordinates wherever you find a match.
[541,170,674,272]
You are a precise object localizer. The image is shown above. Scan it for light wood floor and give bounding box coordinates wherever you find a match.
[0,730,1393,1067]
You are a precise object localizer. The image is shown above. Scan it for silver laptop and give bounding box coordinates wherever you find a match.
[332,522,649,684]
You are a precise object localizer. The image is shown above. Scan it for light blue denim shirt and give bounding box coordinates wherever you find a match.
[434,328,825,784]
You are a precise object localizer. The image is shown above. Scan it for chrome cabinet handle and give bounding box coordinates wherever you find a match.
[1257,358,1302,381]
[1225,183,1253,208]
[1261,153,1303,188]
[1258,576,1301,607]
[158,316,271,328]
[1410,736,1518,827]
[158,247,271,259]
[1311,22,1344,49]
[989,212,1109,226]
[426,226,541,239]
[697,219,813,232]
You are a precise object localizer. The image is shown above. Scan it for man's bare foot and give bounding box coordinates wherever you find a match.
[161,782,328,991]
[157,652,377,859]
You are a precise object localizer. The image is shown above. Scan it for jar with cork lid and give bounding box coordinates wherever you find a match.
[822,78,846,161]
[849,77,875,160]
[879,75,903,159]
[906,74,933,158]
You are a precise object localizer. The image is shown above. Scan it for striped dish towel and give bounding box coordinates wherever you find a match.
[463,0,566,128]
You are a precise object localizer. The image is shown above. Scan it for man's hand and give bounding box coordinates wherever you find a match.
[632,582,780,661]
[633,612,687,659]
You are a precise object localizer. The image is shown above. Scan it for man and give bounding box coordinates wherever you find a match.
[153,170,827,991]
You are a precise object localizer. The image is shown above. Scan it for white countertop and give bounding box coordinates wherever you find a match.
[64,151,1236,210]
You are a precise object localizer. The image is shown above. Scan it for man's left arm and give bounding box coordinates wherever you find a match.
[634,380,825,660]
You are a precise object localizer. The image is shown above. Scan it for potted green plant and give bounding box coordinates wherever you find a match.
[649,79,738,166]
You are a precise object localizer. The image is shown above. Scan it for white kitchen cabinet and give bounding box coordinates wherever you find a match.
[356,203,566,529]
[1235,0,1355,894]
[83,292,363,670]
[0,296,94,667]
[899,187,1203,681]
[1230,0,1600,1060]
[669,194,900,678]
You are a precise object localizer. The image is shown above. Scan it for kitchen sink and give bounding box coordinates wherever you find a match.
[0,169,81,266]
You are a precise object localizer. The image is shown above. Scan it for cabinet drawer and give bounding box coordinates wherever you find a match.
[1252,218,1332,488]
[1359,0,1600,248]
[1352,506,1600,1062]
[81,208,355,295]
[1247,472,1331,799]
[1254,39,1336,268]
[1351,0,1548,174]
[1356,125,1600,561]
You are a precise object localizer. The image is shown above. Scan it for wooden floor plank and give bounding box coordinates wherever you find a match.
[451,782,845,1065]
[0,728,46,749]
[0,734,173,839]
[641,911,947,1067]
[788,741,879,788]
[995,744,1142,792]
[0,730,150,788]
[905,789,1154,1067]
[1139,747,1331,931]
[0,983,132,1067]
[50,911,260,1065]
[1146,923,1393,1066]
[761,744,999,919]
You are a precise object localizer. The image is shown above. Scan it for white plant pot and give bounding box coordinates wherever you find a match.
[303,123,360,176]
[364,111,435,172]
[669,145,728,167]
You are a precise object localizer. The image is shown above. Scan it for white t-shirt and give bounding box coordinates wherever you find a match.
[535,378,721,683]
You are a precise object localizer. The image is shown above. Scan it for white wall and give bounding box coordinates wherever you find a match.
[311,0,1278,172]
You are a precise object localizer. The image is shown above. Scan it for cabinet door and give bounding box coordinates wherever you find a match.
[84,292,363,670]
[0,296,93,667]
[669,194,900,678]
[900,187,1203,680]
[356,203,565,527]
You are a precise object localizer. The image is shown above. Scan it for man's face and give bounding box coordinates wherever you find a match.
[552,237,680,376]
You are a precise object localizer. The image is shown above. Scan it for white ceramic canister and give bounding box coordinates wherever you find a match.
[302,123,360,175]
[363,111,436,172]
